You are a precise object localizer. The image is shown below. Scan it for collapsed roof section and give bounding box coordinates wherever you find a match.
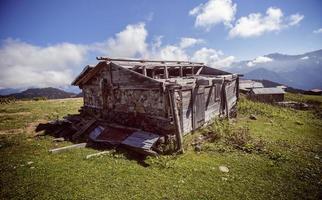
[72,57,235,87]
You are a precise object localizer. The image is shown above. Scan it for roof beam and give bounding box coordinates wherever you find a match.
[96,56,204,65]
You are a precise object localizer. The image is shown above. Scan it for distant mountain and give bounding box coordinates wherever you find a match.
[228,49,322,90]
[0,88,25,95]
[1,87,76,99]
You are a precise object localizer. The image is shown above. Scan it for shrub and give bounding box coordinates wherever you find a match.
[224,126,265,153]
[33,96,48,101]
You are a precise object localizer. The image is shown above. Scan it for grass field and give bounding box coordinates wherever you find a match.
[0,95,321,200]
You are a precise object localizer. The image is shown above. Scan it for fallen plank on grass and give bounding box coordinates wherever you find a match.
[52,137,65,142]
[85,151,111,159]
[49,143,87,154]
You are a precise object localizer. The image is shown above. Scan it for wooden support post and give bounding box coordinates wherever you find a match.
[236,75,240,101]
[169,88,184,153]
[142,66,147,76]
[179,66,183,77]
[164,66,169,79]
[192,66,195,75]
[49,143,87,154]
[151,69,155,79]
[223,81,229,118]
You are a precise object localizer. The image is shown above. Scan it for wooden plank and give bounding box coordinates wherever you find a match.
[196,66,204,75]
[72,119,96,140]
[85,151,111,159]
[164,66,169,79]
[142,66,147,76]
[180,66,183,77]
[96,56,204,65]
[49,143,87,154]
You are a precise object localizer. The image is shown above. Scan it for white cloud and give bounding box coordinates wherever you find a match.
[150,37,203,60]
[0,39,87,88]
[93,23,148,58]
[192,47,235,68]
[300,56,309,60]
[189,0,237,31]
[288,14,304,26]
[247,56,273,67]
[156,45,189,60]
[313,28,322,34]
[179,37,204,49]
[229,7,304,38]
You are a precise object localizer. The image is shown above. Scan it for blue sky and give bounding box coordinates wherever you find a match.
[0,0,321,88]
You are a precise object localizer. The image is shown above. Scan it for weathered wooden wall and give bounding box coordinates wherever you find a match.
[180,82,226,135]
[225,80,238,114]
[181,89,193,135]
[248,93,284,103]
[204,84,222,122]
[81,62,175,135]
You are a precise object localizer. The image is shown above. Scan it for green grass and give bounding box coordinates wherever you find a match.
[0,95,321,200]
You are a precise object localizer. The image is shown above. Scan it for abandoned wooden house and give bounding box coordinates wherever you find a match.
[248,87,285,103]
[70,57,239,154]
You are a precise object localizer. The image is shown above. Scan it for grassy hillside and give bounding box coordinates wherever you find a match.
[0,95,321,200]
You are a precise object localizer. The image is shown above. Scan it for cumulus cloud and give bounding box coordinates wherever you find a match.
[229,7,304,38]
[0,39,87,88]
[313,28,322,34]
[150,36,203,60]
[93,23,148,58]
[179,37,204,49]
[300,56,309,60]
[189,0,236,31]
[156,45,189,60]
[192,47,235,68]
[247,56,273,67]
[287,14,304,26]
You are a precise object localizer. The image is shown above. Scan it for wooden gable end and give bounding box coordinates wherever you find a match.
[110,62,162,87]
[200,66,231,76]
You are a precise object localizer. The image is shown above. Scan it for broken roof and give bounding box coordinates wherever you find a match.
[251,87,286,95]
[72,57,235,86]
[239,80,264,89]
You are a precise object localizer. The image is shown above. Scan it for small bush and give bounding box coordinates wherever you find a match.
[33,96,48,101]
[224,126,265,153]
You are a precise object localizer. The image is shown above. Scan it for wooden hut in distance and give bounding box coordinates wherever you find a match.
[72,57,239,153]
[248,87,285,103]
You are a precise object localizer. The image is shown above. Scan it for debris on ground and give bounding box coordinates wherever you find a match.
[85,151,111,159]
[194,144,202,152]
[219,165,229,173]
[49,143,87,154]
[53,137,65,142]
[27,161,34,165]
[275,101,310,110]
[250,114,257,120]
[295,121,304,125]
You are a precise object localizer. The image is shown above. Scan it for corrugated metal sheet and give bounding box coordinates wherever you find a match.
[251,87,286,94]
[121,131,160,150]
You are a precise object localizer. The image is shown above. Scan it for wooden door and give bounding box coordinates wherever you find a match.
[193,87,205,129]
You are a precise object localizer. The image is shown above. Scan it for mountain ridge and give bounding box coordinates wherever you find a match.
[228,49,322,90]
[0,87,78,99]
